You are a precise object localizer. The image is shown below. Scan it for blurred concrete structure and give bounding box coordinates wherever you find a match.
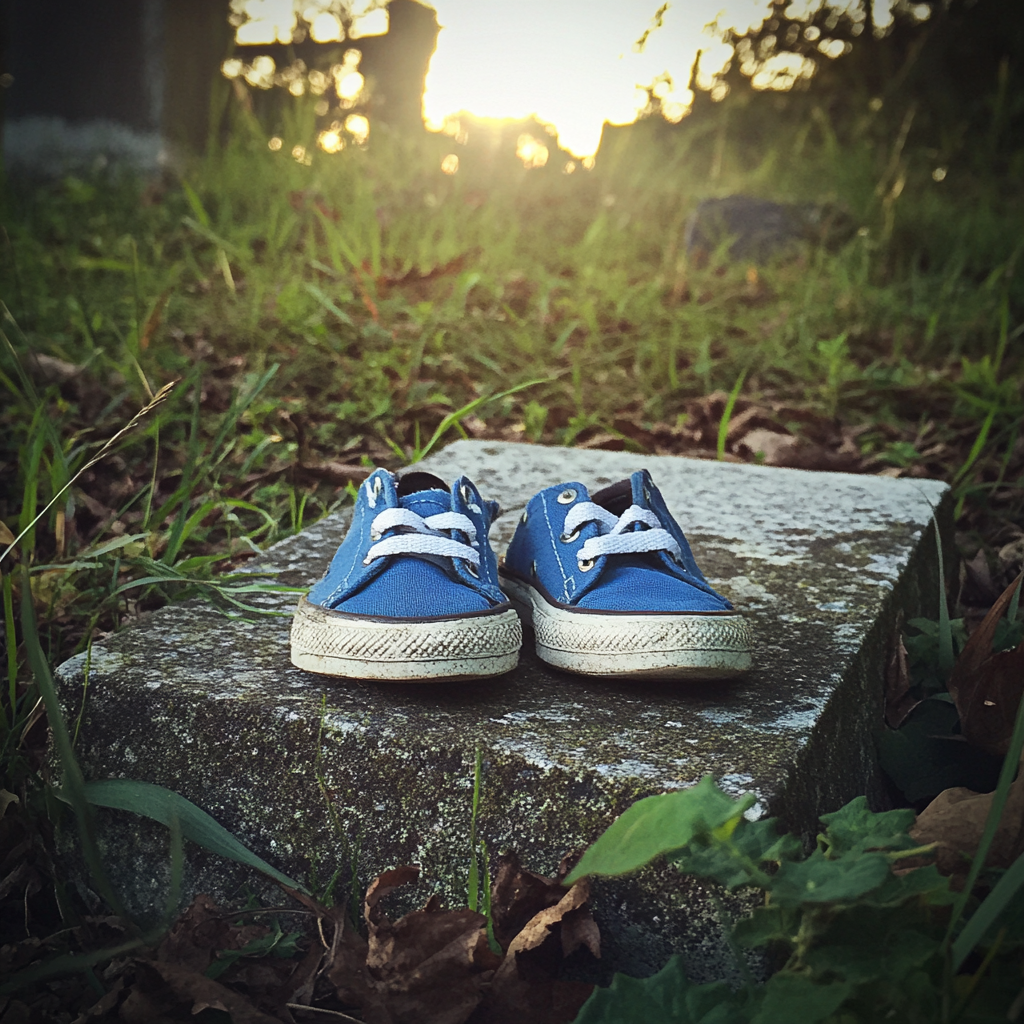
[0,0,437,173]
[1,0,229,171]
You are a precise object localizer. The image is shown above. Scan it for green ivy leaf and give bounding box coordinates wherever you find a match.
[875,696,1002,803]
[802,928,938,983]
[818,796,916,855]
[769,850,891,908]
[732,906,799,949]
[672,817,802,890]
[857,862,952,908]
[752,973,851,1024]
[573,955,749,1024]
[565,777,754,884]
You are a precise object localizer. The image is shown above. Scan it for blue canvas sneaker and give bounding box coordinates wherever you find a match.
[499,470,752,679]
[291,468,521,681]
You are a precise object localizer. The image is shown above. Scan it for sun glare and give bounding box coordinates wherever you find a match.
[227,1,903,163]
[422,0,777,158]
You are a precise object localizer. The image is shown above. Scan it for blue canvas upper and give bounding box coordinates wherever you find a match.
[306,468,507,619]
[502,469,734,614]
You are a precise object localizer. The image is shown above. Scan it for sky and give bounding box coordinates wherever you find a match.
[421,0,774,157]
[231,1,897,160]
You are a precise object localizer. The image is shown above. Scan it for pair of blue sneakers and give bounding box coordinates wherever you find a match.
[290,468,753,682]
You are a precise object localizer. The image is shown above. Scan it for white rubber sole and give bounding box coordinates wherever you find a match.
[500,574,753,680]
[290,597,522,681]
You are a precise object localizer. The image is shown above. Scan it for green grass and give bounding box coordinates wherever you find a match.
[0,77,1022,1020]
[1,88,1022,761]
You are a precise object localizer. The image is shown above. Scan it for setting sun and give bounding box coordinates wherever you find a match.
[422,0,780,157]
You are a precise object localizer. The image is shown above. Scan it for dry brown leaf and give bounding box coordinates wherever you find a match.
[139,289,171,350]
[325,918,378,1014]
[724,405,783,444]
[960,549,999,607]
[70,976,124,1023]
[735,428,801,466]
[147,961,283,1024]
[884,630,918,729]
[156,893,269,975]
[909,758,1024,880]
[278,938,325,1007]
[489,852,569,952]
[354,865,500,1024]
[26,352,83,385]
[948,569,1024,758]
[476,882,597,1024]
[118,975,183,1024]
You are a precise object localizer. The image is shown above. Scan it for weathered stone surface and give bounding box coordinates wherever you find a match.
[55,441,950,982]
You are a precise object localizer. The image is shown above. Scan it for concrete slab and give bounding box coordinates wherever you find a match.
[55,441,950,982]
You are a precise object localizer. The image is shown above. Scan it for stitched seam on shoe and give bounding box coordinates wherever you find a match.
[541,493,573,601]
[324,500,367,605]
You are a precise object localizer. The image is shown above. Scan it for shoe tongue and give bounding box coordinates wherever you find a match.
[590,478,631,516]
[397,471,448,497]
[396,471,451,517]
[399,488,450,517]
[630,471,649,509]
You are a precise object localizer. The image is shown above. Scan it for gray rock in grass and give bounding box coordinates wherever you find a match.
[685,195,853,263]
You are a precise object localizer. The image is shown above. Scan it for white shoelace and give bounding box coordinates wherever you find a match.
[562,502,682,564]
[363,507,481,566]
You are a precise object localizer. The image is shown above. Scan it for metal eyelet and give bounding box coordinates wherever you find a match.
[521,509,528,524]
[556,488,577,505]
[370,530,382,541]
[530,560,537,576]
[560,528,580,544]
[466,562,480,578]
[578,557,595,572]
[459,483,473,503]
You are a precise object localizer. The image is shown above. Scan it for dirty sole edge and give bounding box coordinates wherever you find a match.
[290,599,522,681]
[500,574,753,680]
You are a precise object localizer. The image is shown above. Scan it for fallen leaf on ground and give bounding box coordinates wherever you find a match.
[489,851,570,951]
[298,461,373,486]
[155,960,284,1023]
[476,880,597,1024]
[884,628,917,729]
[948,569,1024,758]
[910,756,1024,882]
[358,864,499,1024]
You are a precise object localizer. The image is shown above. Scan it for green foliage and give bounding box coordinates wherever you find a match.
[574,956,745,1024]
[875,695,1002,802]
[205,918,303,980]
[78,778,308,893]
[570,776,1024,1023]
[565,777,755,885]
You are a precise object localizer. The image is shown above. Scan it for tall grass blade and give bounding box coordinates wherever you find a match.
[0,932,160,996]
[2,570,16,721]
[1008,573,1021,626]
[944,688,1024,965]
[415,379,548,463]
[1,382,176,567]
[467,746,482,913]
[717,369,747,461]
[952,847,1024,972]
[19,568,128,921]
[952,407,996,517]
[77,778,310,893]
[934,514,954,681]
